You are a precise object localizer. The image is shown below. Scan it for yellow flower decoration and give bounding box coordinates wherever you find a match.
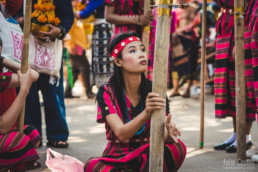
[45,4,52,11]
[54,17,60,26]
[51,5,55,10]
[34,4,40,10]
[47,16,54,23]
[31,0,59,27]
[37,15,47,23]
[39,5,45,11]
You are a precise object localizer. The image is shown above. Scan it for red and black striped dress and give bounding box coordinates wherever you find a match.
[251,1,258,115]
[84,84,186,172]
[244,0,258,121]
[246,0,258,122]
[105,0,144,37]
[214,0,256,121]
[0,72,41,171]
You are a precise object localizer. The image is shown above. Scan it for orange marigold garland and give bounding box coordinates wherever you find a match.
[31,0,60,26]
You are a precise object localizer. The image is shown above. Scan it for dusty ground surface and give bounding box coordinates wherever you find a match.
[30,82,258,172]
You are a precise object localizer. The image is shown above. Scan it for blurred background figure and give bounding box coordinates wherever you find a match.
[168,1,201,98]
[75,0,113,88]
[64,0,95,99]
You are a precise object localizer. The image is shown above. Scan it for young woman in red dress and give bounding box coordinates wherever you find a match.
[84,32,186,172]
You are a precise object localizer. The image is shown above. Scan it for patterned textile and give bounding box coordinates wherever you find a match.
[213,0,233,9]
[84,84,186,172]
[250,1,258,115]
[244,0,257,119]
[92,23,113,87]
[214,0,256,120]
[104,0,144,37]
[0,125,41,172]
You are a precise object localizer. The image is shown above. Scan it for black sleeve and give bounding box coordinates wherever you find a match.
[54,0,74,38]
[166,95,170,115]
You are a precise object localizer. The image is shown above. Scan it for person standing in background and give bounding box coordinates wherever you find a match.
[75,0,113,88]
[19,0,74,148]
[65,0,95,98]
[244,0,258,161]
[213,0,255,153]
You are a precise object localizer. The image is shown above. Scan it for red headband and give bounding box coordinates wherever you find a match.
[111,36,141,59]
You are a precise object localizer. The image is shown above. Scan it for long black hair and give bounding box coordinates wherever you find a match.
[108,32,152,119]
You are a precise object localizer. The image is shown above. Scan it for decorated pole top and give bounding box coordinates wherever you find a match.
[158,0,172,17]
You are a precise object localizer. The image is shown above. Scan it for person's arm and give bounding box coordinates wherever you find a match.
[2,57,39,83]
[54,0,74,39]
[105,92,165,142]
[104,4,154,26]
[106,110,149,142]
[0,67,34,134]
[164,114,181,144]
[77,0,104,19]
[39,0,74,41]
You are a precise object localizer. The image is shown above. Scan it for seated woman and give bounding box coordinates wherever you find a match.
[0,37,41,171]
[84,33,186,172]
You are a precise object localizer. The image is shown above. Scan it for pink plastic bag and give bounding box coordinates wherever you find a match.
[45,148,84,172]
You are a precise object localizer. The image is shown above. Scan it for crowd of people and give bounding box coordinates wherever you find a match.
[0,0,258,171]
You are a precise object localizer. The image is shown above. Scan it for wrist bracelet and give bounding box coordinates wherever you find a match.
[57,26,66,40]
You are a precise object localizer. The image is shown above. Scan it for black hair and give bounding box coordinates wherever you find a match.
[0,36,2,47]
[108,32,152,120]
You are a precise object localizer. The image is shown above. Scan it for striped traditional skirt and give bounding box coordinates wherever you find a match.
[214,31,236,118]
[92,23,113,87]
[251,4,258,119]
[84,139,186,172]
[0,125,41,171]
[214,30,256,121]
[244,25,257,120]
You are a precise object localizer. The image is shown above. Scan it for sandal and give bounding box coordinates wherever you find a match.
[169,92,180,97]
[47,140,69,148]
[27,161,41,171]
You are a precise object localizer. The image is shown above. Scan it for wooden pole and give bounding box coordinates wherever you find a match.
[199,0,207,149]
[142,0,151,58]
[234,0,246,161]
[149,0,172,171]
[17,0,32,133]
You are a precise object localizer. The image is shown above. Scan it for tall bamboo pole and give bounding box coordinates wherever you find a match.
[17,0,32,133]
[199,0,207,149]
[234,0,246,160]
[142,0,151,58]
[149,0,172,171]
